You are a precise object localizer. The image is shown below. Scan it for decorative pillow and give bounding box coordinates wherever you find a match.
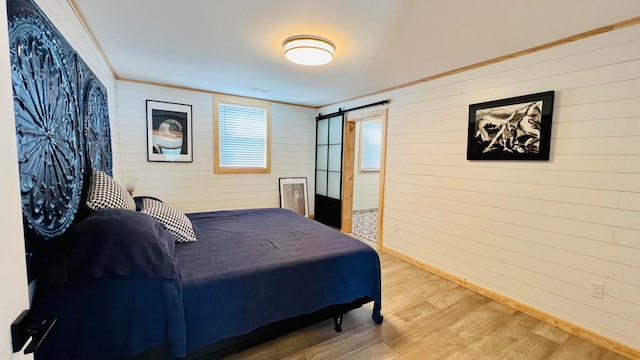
[48,209,178,283]
[134,196,164,211]
[85,170,136,211]
[141,198,197,243]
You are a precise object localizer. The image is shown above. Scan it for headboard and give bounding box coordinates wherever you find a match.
[7,0,113,278]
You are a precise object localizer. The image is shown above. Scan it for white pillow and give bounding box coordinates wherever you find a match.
[85,170,136,211]
[141,198,197,243]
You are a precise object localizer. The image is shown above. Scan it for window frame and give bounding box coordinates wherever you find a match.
[213,94,271,174]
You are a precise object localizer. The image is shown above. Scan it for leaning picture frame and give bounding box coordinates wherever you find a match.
[146,100,193,162]
[279,177,309,217]
[467,91,554,160]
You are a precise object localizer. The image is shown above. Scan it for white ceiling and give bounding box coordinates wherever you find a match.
[72,0,640,107]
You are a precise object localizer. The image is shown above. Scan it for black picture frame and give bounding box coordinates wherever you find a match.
[279,177,309,217]
[146,100,193,162]
[467,91,554,160]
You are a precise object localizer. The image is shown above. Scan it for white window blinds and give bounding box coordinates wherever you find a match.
[360,121,382,171]
[217,101,268,169]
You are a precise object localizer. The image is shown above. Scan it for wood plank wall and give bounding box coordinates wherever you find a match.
[116,81,317,213]
[323,21,640,354]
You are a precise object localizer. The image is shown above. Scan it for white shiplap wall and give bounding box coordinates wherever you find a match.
[116,81,317,213]
[323,23,640,351]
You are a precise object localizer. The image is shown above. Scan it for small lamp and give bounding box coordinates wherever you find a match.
[124,177,138,195]
[283,35,335,66]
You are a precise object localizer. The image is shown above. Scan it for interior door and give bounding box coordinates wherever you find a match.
[314,114,344,229]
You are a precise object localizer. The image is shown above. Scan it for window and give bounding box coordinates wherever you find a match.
[214,95,271,173]
[359,120,382,172]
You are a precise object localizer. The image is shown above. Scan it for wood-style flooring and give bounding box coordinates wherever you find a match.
[225,251,631,360]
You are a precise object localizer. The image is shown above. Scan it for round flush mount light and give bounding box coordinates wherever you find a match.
[283,35,335,66]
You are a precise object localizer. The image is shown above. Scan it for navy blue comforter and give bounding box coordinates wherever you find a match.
[181,208,383,351]
[32,208,382,359]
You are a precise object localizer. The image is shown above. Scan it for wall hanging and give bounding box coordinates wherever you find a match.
[7,0,112,278]
[467,91,554,160]
[146,100,193,162]
[279,177,309,217]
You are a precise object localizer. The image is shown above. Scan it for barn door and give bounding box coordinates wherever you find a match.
[314,113,344,229]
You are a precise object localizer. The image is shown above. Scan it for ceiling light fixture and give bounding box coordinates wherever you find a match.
[283,35,335,66]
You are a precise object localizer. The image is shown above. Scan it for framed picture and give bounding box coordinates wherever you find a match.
[467,91,554,160]
[279,177,309,217]
[146,100,193,162]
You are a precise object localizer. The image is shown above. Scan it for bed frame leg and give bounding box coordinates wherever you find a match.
[372,302,384,324]
[333,314,343,332]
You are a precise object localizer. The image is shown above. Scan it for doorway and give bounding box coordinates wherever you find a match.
[343,109,387,250]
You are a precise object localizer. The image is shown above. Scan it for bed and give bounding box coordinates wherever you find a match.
[7,0,382,358]
[30,202,383,359]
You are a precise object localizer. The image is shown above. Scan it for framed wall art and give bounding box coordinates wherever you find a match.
[147,100,193,162]
[279,177,309,217]
[467,91,554,160]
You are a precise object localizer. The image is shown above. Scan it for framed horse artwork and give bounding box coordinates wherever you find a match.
[467,91,554,160]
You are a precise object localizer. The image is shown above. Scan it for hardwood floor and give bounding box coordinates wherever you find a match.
[225,252,631,360]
